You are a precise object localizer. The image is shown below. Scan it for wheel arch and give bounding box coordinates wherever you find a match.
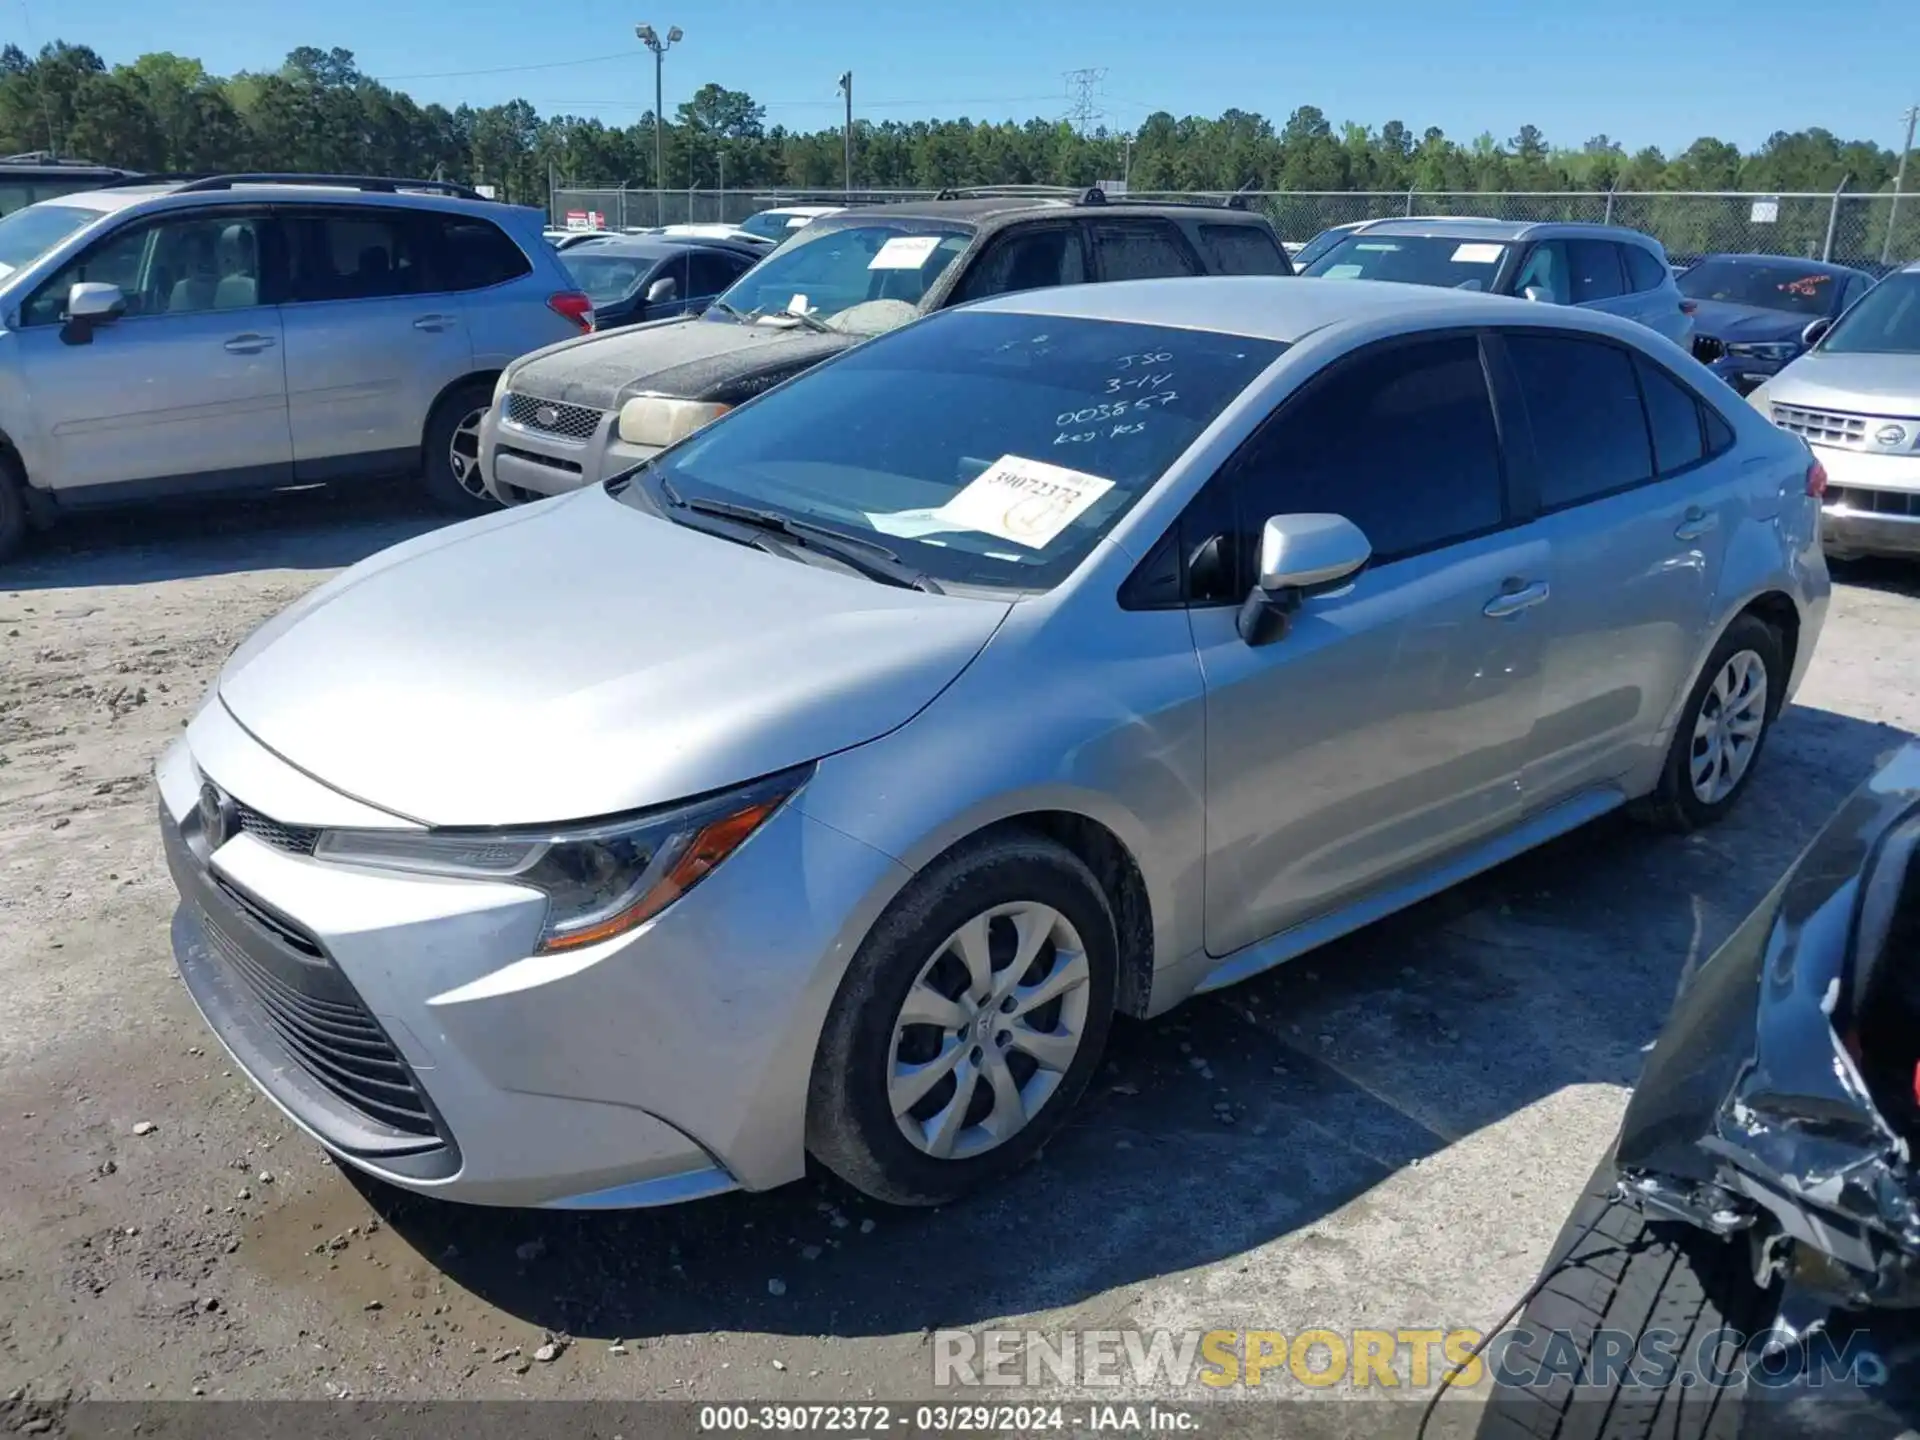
[419,370,502,453]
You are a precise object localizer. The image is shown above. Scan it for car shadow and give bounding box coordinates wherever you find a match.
[1827,556,1920,601]
[345,699,1909,1343]
[1,485,453,591]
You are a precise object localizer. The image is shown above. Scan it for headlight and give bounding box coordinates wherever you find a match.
[1725,341,1799,362]
[313,767,808,953]
[492,368,515,405]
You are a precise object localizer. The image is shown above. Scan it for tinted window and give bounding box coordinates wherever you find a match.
[954,225,1086,301]
[284,211,427,302]
[687,250,746,298]
[1091,219,1201,282]
[634,310,1285,593]
[1232,336,1504,563]
[1622,244,1669,293]
[1511,241,1572,303]
[435,215,532,291]
[1306,233,1510,291]
[1196,222,1290,275]
[1566,240,1625,302]
[1506,335,1653,506]
[1843,275,1870,309]
[1677,258,1843,317]
[562,250,656,305]
[1704,406,1736,456]
[26,212,268,324]
[1636,357,1705,474]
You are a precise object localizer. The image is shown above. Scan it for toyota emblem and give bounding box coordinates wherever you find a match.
[1876,424,1908,448]
[535,404,560,428]
[197,781,235,849]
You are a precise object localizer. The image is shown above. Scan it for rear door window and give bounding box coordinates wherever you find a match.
[1567,240,1626,302]
[1195,223,1290,275]
[953,224,1087,301]
[1090,219,1202,282]
[282,209,429,302]
[1622,245,1669,294]
[432,214,533,291]
[1505,334,1654,507]
[686,250,745,300]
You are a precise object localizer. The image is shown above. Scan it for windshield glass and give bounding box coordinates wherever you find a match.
[1677,259,1841,316]
[711,220,971,335]
[561,250,654,305]
[1820,272,1920,355]
[739,210,815,240]
[1303,233,1512,290]
[626,309,1285,592]
[1290,226,1358,271]
[0,203,98,277]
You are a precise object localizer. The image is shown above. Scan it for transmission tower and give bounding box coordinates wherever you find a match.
[1064,67,1107,136]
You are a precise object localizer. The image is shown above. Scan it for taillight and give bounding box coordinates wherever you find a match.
[1679,299,1698,316]
[1806,458,1828,499]
[548,290,594,332]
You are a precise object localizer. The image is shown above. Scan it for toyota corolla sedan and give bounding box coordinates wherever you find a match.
[159,278,1828,1211]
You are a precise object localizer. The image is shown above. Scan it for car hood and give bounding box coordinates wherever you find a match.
[1769,351,1920,414]
[216,488,1011,826]
[506,315,860,410]
[1688,298,1806,344]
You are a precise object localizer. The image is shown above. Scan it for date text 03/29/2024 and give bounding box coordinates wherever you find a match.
[696,1404,1198,1434]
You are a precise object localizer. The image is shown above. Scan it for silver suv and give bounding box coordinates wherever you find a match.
[0,173,594,560]
[1748,261,1920,560]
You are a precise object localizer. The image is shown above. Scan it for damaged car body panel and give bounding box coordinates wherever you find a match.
[1617,743,1920,1309]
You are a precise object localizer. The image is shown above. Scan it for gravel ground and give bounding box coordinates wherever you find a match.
[2,491,1917,1412]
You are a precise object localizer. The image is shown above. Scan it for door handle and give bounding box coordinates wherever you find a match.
[412,314,457,332]
[1483,580,1550,618]
[1675,507,1719,542]
[223,333,275,353]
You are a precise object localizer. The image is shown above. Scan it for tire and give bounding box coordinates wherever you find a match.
[0,450,27,565]
[807,831,1118,1207]
[1633,613,1785,833]
[420,381,499,515]
[1477,1160,1775,1440]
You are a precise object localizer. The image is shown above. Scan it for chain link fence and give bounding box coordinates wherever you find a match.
[552,185,1920,274]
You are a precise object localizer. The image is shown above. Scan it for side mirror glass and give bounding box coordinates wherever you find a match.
[645,276,680,305]
[1801,316,1832,349]
[68,281,127,320]
[1238,513,1371,646]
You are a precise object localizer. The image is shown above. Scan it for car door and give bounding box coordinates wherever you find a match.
[1088,217,1204,283]
[948,222,1089,303]
[1620,242,1688,342]
[14,205,291,495]
[1492,330,1730,803]
[277,204,476,480]
[1192,332,1551,957]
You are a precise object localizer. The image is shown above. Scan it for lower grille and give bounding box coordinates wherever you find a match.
[1829,486,1920,519]
[197,901,438,1139]
[499,445,583,474]
[503,392,603,440]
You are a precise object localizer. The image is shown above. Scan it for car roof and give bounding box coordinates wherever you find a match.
[557,234,699,260]
[1353,216,1664,248]
[826,195,1273,229]
[967,273,1644,343]
[36,179,535,224]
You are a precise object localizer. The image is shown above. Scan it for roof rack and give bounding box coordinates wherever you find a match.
[168,173,489,200]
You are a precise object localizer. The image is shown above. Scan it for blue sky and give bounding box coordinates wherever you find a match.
[33,0,1920,155]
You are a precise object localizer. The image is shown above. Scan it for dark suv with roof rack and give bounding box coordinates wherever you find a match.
[479,188,1294,503]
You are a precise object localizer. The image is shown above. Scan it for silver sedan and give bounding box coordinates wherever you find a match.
[158,277,1828,1209]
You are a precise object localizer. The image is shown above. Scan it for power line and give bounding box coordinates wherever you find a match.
[519,93,1068,112]
[373,52,635,82]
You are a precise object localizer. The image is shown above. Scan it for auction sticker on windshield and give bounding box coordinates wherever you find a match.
[1451,243,1504,263]
[931,454,1114,550]
[869,235,944,270]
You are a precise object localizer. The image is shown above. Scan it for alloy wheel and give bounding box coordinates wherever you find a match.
[448,407,488,500]
[1689,648,1768,805]
[888,901,1092,1161]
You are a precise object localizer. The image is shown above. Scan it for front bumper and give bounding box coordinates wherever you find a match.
[157,713,907,1207]
[478,394,661,504]
[1814,444,1920,559]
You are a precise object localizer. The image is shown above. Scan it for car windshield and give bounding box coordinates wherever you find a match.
[624,309,1285,592]
[1677,259,1841,316]
[0,203,98,278]
[1290,226,1359,271]
[561,250,654,304]
[1303,233,1513,290]
[1819,272,1920,355]
[739,211,813,240]
[709,220,971,335]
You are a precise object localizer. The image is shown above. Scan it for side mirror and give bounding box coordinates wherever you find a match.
[1801,316,1832,349]
[1521,284,1551,303]
[645,276,680,306]
[60,281,126,346]
[1237,513,1371,645]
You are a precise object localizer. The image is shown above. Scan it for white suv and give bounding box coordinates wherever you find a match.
[0,173,594,561]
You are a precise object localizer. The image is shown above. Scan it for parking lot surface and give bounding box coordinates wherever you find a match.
[2,493,1917,1406]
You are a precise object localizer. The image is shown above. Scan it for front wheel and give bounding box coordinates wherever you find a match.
[420,382,499,515]
[1634,614,1784,832]
[807,832,1117,1207]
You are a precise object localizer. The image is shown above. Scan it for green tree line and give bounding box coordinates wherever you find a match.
[7,39,1909,204]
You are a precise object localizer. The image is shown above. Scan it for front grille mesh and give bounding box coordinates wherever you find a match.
[504,392,603,440]
[1773,404,1867,448]
[1828,486,1920,519]
[198,903,439,1138]
[232,798,319,856]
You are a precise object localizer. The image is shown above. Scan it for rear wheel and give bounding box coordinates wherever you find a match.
[1633,613,1784,832]
[807,832,1117,1207]
[420,381,498,515]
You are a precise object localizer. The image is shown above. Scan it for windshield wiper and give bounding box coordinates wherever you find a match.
[674,495,941,593]
[746,304,835,334]
[707,299,754,325]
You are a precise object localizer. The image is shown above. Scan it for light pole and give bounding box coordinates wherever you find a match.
[837,71,853,199]
[635,22,683,226]
[1886,104,1919,268]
